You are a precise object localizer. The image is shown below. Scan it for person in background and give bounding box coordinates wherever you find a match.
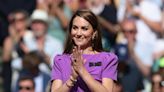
[15,51,50,92]
[18,76,35,92]
[151,72,163,92]
[30,9,63,73]
[48,0,72,44]
[117,18,144,92]
[35,0,72,44]
[2,9,34,92]
[0,0,36,47]
[86,0,119,51]
[51,10,118,92]
[123,0,162,91]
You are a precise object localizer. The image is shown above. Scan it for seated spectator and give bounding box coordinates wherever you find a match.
[86,0,119,51]
[36,0,73,44]
[18,76,35,92]
[151,72,163,92]
[48,0,72,44]
[30,9,63,73]
[15,51,50,92]
[122,0,162,91]
[2,9,34,92]
[115,18,144,92]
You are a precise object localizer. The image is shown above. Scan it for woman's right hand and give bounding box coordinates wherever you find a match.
[71,52,78,79]
[71,66,78,80]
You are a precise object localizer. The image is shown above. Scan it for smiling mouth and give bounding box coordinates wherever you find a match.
[76,38,83,41]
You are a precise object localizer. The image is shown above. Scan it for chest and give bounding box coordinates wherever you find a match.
[61,57,104,82]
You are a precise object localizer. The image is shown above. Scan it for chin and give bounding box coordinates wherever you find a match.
[74,42,85,47]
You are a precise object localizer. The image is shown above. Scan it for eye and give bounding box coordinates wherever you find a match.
[72,25,78,30]
[81,27,88,31]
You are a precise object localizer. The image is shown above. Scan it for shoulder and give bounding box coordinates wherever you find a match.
[4,36,12,46]
[53,54,70,63]
[4,36,12,43]
[100,52,118,64]
[101,52,118,59]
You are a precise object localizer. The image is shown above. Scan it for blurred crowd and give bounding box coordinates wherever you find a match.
[0,0,164,92]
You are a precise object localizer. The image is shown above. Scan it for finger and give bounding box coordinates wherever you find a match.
[71,57,76,65]
[72,66,77,75]
[77,45,81,52]
[75,47,79,60]
[72,48,76,56]
[72,48,77,60]
[77,45,82,55]
[70,54,74,61]
[72,59,77,66]
[71,66,75,72]
[71,66,77,76]
[73,46,76,54]
[76,46,81,59]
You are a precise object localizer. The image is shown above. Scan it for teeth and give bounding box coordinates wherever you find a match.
[77,39,82,40]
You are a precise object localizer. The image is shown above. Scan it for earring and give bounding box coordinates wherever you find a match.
[92,31,97,40]
[91,35,95,48]
[92,35,95,41]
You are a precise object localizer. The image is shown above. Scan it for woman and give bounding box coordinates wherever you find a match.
[51,10,118,92]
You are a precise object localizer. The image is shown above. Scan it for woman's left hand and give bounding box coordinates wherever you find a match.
[71,46,86,75]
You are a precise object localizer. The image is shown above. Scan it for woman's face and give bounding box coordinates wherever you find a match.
[31,21,47,37]
[13,13,27,31]
[71,16,95,48]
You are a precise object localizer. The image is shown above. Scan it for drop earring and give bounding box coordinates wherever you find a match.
[91,33,96,48]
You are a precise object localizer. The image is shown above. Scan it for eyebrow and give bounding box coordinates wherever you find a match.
[72,24,90,28]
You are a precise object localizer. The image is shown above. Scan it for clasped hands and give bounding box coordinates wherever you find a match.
[71,46,86,80]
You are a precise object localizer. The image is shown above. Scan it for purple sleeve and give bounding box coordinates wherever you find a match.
[102,53,118,81]
[51,55,62,81]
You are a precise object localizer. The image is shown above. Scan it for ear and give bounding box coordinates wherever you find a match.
[92,31,97,40]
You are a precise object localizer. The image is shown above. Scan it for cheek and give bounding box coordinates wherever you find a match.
[33,24,45,31]
[71,30,76,36]
[70,31,76,40]
[84,32,94,40]
[15,22,26,28]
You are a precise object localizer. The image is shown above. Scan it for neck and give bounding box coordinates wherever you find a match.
[81,46,97,55]
[36,35,45,40]
[18,30,26,39]
[36,35,45,43]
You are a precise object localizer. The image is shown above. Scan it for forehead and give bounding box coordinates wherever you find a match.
[72,16,91,27]
[14,12,25,18]
[19,79,33,85]
[123,21,136,29]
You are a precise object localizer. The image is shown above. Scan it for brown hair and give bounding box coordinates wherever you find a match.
[64,10,103,54]
[22,51,43,76]
[18,76,35,88]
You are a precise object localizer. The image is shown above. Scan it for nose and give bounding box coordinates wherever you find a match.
[76,29,82,37]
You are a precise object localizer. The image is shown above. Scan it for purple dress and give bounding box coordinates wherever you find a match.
[51,52,118,92]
